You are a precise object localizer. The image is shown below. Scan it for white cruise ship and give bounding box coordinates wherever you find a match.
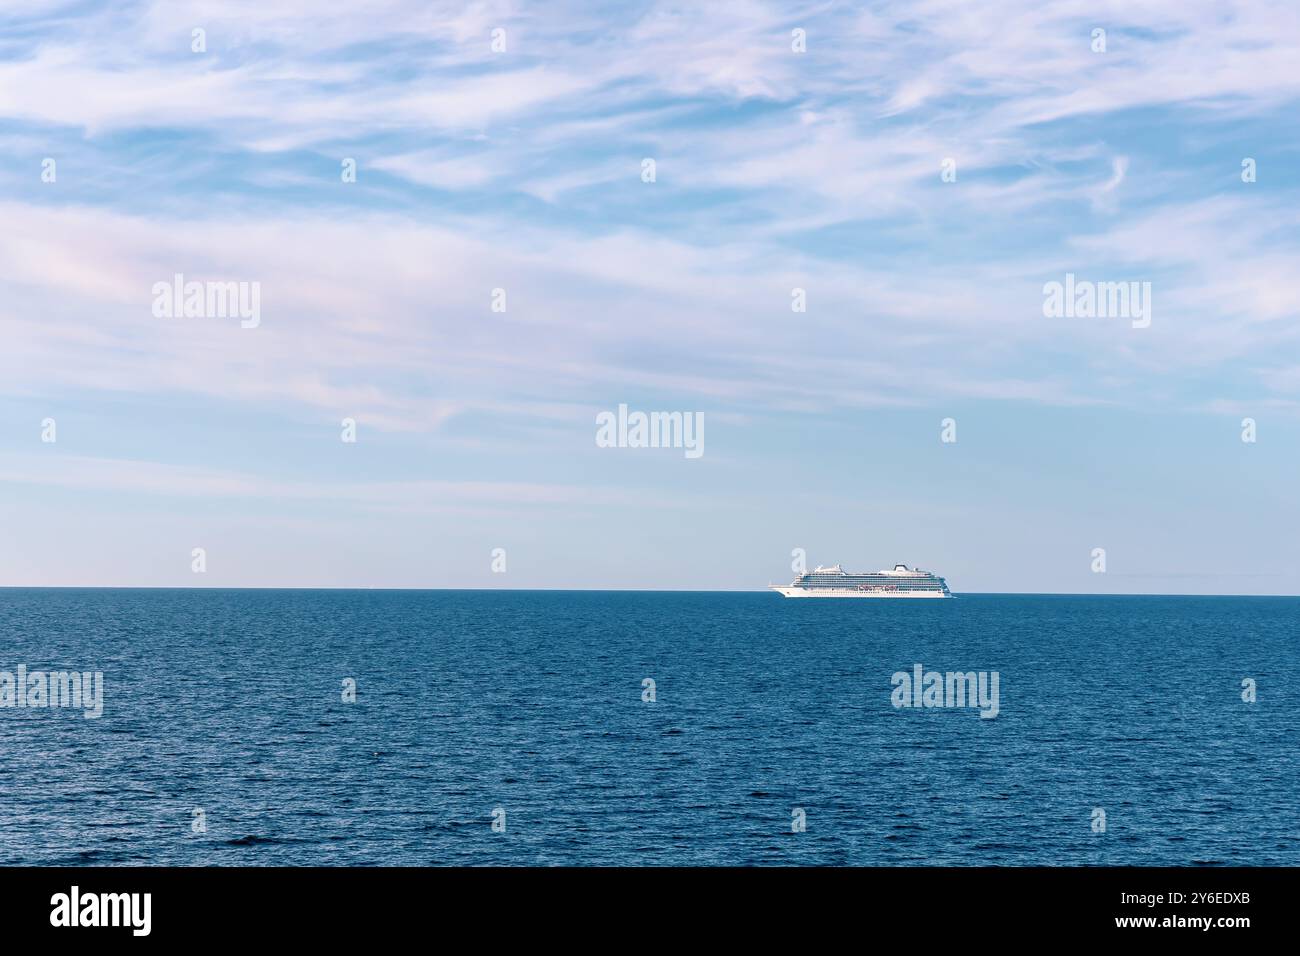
[771,563,952,598]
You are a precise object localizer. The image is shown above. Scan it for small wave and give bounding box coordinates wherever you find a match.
[226,834,283,846]
[47,848,131,864]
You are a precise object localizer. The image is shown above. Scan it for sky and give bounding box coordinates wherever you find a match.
[1,0,1299,593]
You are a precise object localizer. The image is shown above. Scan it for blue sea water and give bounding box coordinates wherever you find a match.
[0,589,1296,866]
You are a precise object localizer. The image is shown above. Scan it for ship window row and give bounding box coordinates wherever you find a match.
[803,582,944,587]
[803,577,942,583]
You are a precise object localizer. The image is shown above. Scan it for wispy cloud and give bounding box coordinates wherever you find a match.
[2,1,1299,589]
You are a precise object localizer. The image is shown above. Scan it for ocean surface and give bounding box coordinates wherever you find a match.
[1,589,1296,866]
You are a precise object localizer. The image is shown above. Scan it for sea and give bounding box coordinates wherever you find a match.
[1,589,1295,866]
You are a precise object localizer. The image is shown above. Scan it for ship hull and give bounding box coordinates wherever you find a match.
[770,586,951,598]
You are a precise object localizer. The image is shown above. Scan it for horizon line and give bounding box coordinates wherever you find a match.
[2,586,1298,598]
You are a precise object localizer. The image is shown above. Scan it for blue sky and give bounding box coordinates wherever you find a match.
[2,0,1299,592]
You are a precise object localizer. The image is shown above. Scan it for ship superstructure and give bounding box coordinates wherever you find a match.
[771,564,952,598]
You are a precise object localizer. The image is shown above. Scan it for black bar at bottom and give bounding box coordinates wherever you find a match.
[0,866,1284,941]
